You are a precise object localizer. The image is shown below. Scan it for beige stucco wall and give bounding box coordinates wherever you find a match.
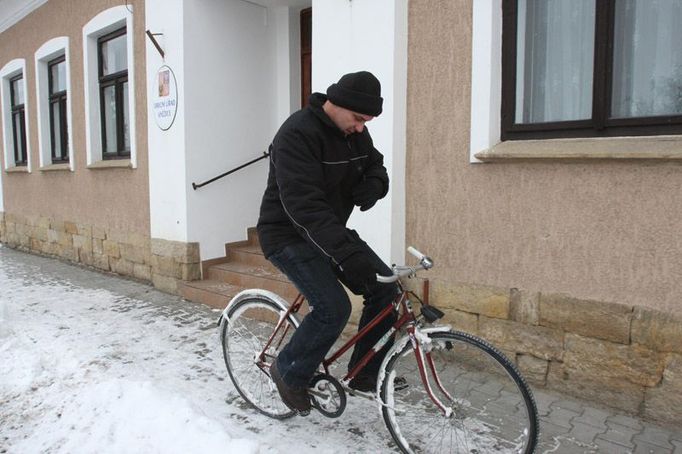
[406,1,682,314]
[0,0,149,236]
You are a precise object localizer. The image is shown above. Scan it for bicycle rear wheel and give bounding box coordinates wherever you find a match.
[379,330,538,453]
[221,295,299,419]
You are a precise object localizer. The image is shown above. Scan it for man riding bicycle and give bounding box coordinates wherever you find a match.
[256,71,398,414]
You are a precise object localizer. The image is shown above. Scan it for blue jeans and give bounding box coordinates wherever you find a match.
[268,239,399,388]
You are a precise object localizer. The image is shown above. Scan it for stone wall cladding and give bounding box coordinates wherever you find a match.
[0,213,200,294]
[418,278,682,428]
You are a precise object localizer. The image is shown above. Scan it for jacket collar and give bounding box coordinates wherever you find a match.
[309,92,346,137]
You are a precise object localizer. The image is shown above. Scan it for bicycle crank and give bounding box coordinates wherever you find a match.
[309,373,346,418]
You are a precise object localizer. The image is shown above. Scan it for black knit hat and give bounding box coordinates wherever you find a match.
[326,71,383,117]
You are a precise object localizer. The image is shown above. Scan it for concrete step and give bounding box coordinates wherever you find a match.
[178,279,244,310]
[227,244,276,272]
[207,261,299,299]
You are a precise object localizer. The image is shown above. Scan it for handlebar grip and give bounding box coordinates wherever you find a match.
[407,246,425,261]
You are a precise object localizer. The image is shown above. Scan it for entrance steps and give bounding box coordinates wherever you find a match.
[178,228,299,309]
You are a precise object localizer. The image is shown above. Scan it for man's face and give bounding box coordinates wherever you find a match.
[331,106,374,135]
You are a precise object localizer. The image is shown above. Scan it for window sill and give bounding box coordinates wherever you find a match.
[87,159,132,170]
[40,163,71,172]
[5,166,29,173]
[475,135,682,162]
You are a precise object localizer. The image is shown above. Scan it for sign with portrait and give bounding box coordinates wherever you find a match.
[153,65,178,130]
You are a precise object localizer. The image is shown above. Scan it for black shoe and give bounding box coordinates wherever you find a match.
[348,373,408,393]
[270,360,311,414]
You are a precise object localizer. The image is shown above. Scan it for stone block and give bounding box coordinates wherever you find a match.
[30,238,43,251]
[92,238,103,255]
[561,333,664,387]
[59,246,78,262]
[432,281,510,319]
[510,288,539,325]
[120,242,149,265]
[110,258,134,277]
[479,315,564,360]
[57,231,72,247]
[443,309,478,334]
[92,253,110,271]
[64,221,78,235]
[180,263,201,281]
[79,250,94,267]
[6,222,16,233]
[644,353,682,427]
[517,354,549,385]
[631,308,682,354]
[92,226,106,240]
[47,229,59,243]
[152,273,178,294]
[19,234,30,248]
[547,361,645,414]
[37,216,50,229]
[76,224,92,237]
[151,254,182,279]
[151,238,201,264]
[133,264,152,281]
[50,218,65,232]
[102,240,120,258]
[33,227,48,242]
[73,234,92,253]
[539,293,633,344]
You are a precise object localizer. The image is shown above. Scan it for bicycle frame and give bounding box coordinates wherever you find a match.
[254,280,455,416]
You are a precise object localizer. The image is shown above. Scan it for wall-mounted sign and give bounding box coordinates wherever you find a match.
[153,65,178,131]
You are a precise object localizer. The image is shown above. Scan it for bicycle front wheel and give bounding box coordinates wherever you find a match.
[380,330,538,454]
[221,296,299,419]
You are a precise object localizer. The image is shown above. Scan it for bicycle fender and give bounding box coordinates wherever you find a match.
[217,289,297,328]
[375,325,452,411]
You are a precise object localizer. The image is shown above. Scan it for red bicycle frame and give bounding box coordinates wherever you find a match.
[256,280,453,415]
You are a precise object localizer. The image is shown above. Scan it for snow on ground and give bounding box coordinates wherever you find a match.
[0,246,394,454]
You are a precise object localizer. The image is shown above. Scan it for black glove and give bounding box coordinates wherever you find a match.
[352,177,384,212]
[339,251,377,294]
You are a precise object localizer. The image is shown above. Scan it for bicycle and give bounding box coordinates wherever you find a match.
[218,247,539,453]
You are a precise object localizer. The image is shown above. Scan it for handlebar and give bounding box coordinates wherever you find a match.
[376,246,434,283]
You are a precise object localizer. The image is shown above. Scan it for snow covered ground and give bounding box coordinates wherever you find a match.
[0,245,393,454]
[2,245,681,454]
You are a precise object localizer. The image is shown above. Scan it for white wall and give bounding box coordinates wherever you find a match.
[312,0,408,264]
[146,0,189,242]
[184,0,275,260]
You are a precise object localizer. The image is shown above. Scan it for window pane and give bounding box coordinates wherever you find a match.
[13,114,23,159]
[101,33,128,76]
[123,82,130,151]
[102,85,118,154]
[52,102,63,159]
[50,60,67,94]
[515,0,595,124]
[611,0,682,118]
[11,78,24,106]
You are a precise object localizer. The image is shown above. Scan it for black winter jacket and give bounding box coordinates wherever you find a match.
[257,93,389,265]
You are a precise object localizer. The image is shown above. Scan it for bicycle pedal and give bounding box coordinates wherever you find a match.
[421,305,444,323]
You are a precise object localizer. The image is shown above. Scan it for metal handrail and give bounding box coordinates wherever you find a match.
[191,150,270,190]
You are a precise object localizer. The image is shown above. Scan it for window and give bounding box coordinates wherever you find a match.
[98,27,129,159]
[48,56,68,163]
[502,0,682,140]
[9,74,27,166]
[82,5,136,167]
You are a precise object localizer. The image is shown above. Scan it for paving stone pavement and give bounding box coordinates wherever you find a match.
[1,245,681,453]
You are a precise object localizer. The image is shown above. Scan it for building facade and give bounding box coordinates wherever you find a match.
[0,0,680,426]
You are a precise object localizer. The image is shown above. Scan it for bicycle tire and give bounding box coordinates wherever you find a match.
[379,330,539,453]
[221,295,299,419]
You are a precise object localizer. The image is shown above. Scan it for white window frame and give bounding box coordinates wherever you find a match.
[35,37,73,170]
[0,58,31,171]
[82,6,136,168]
[469,0,502,163]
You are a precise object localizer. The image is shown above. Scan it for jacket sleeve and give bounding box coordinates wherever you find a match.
[360,130,389,198]
[272,129,362,265]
